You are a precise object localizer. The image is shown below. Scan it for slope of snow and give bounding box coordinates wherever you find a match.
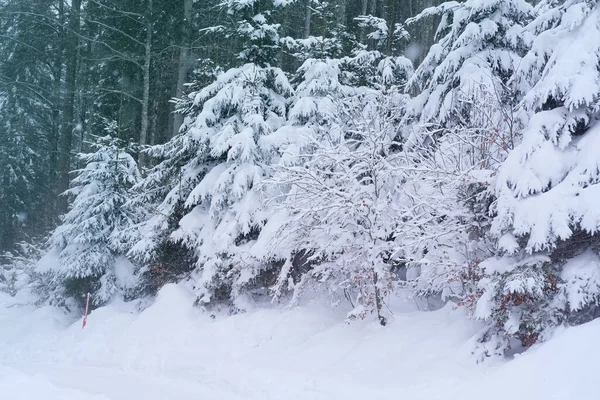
[0,284,597,399]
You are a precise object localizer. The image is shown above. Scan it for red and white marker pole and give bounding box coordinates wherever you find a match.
[82,293,90,329]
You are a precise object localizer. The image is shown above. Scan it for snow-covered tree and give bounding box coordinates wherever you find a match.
[179,64,293,309]
[130,0,294,309]
[474,0,600,358]
[125,113,202,292]
[219,0,284,66]
[404,0,532,133]
[0,1,57,253]
[47,130,142,307]
[265,56,354,166]
[280,0,356,63]
[260,88,415,324]
[395,0,532,317]
[248,15,418,321]
[349,16,413,91]
[408,84,524,310]
[0,123,39,253]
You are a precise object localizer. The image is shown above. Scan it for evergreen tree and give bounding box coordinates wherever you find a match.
[349,15,412,90]
[47,129,142,307]
[131,0,293,310]
[404,0,532,134]
[475,0,600,358]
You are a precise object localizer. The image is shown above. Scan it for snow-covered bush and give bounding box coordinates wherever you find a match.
[247,35,414,323]
[401,0,532,313]
[0,241,43,299]
[475,0,600,357]
[408,85,523,308]
[263,93,406,325]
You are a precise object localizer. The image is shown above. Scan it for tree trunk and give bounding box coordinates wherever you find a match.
[58,0,81,212]
[336,0,347,28]
[372,270,387,326]
[48,0,64,224]
[304,0,312,38]
[384,0,397,56]
[140,0,153,154]
[359,0,368,43]
[172,0,193,138]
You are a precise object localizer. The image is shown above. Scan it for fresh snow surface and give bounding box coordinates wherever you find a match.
[0,284,597,400]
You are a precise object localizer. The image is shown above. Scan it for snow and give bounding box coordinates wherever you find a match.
[113,257,138,289]
[35,246,60,274]
[561,251,600,312]
[0,284,598,399]
[0,369,109,400]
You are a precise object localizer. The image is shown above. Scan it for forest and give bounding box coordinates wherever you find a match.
[1,0,599,361]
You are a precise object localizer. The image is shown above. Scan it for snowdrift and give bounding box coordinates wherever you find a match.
[0,284,597,399]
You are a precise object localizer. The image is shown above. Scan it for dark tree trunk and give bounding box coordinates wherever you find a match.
[58,0,81,212]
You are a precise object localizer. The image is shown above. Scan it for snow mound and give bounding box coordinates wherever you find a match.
[0,285,598,399]
[475,321,600,400]
[0,367,109,400]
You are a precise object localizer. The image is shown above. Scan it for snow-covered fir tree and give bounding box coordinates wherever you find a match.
[349,15,413,91]
[474,0,600,358]
[0,123,38,253]
[280,0,355,63]
[131,0,293,310]
[405,0,532,131]
[125,108,204,294]
[46,129,142,307]
[0,0,58,254]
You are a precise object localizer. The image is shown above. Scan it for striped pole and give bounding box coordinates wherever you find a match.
[82,293,90,329]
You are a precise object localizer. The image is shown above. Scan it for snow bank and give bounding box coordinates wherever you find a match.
[0,284,597,399]
[471,321,600,400]
[0,367,109,400]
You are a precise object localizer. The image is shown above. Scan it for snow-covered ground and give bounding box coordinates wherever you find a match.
[0,285,597,400]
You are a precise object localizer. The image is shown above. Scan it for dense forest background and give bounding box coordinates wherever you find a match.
[0,0,440,249]
[2,0,600,360]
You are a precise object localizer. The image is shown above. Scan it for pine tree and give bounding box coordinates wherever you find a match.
[47,128,142,307]
[131,0,294,310]
[349,15,412,91]
[124,113,203,295]
[404,0,532,134]
[0,121,39,252]
[475,0,600,358]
